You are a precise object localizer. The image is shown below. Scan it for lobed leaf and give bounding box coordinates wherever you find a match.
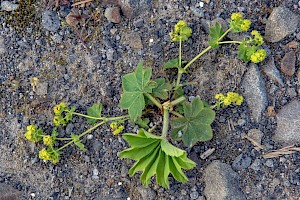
[208,23,225,49]
[120,63,156,121]
[170,98,215,147]
[87,103,102,125]
[152,78,172,100]
[163,58,180,69]
[120,129,196,189]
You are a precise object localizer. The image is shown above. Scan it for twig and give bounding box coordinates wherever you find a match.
[241,133,264,150]
[263,145,300,159]
[72,0,93,6]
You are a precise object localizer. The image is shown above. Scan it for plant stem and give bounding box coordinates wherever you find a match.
[170,96,186,106]
[144,93,162,109]
[73,112,104,120]
[170,110,184,118]
[56,138,73,141]
[57,121,106,151]
[218,41,241,45]
[161,109,170,139]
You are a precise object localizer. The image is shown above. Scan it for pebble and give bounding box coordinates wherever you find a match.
[42,10,60,32]
[265,159,274,168]
[237,118,246,126]
[0,183,22,199]
[121,32,143,49]
[137,187,156,200]
[106,48,116,61]
[104,7,122,23]
[190,191,199,199]
[262,56,284,86]
[250,158,261,171]
[280,51,296,76]
[1,1,19,11]
[247,129,263,144]
[0,37,6,55]
[232,153,252,170]
[287,87,297,98]
[204,160,246,200]
[190,6,204,18]
[241,64,268,123]
[133,19,144,28]
[265,7,300,42]
[273,100,300,145]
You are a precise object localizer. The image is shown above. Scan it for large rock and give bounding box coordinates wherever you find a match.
[241,64,268,123]
[204,160,246,200]
[261,56,284,86]
[280,51,296,76]
[265,7,300,42]
[0,183,22,199]
[273,100,300,145]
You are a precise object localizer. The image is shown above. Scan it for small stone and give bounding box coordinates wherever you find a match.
[93,168,99,176]
[106,48,116,61]
[273,100,300,145]
[0,183,22,199]
[285,41,299,49]
[86,134,93,140]
[1,1,19,11]
[42,10,60,32]
[287,87,297,98]
[250,158,261,171]
[232,153,252,170]
[137,187,156,200]
[190,191,199,199]
[35,82,48,96]
[237,119,246,126]
[133,19,144,28]
[190,6,204,18]
[50,33,63,43]
[247,129,264,144]
[0,37,6,55]
[267,106,276,117]
[265,7,300,42]
[65,123,74,135]
[262,56,284,86]
[121,32,143,49]
[265,159,274,168]
[280,51,296,76]
[65,12,79,27]
[105,7,122,23]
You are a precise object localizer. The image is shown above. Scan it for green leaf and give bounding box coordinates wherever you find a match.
[120,129,196,188]
[163,58,180,69]
[87,103,102,125]
[208,23,224,49]
[71,133,87,151]
[152,78,172,100]
[120,63,156,121]
[237,40,258,62]
[135,117,150,129]
[171,98,215,147]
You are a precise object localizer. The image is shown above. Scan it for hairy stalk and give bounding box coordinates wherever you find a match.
[161,109,170,139]
[144,93,162,109]
[73,112,104,120]
[218,41,241,45]
[170,96,186,106]
[176,39,183,87]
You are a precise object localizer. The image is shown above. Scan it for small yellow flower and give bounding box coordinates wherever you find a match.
[110,122,118,130]
[24,130,34,142]
[27,125,36,131]
[215,93,225,100]
[250,49,267,63]
[43,135,54,146]
[251,30,264,45]
[231,13,243,21]
[223,98,232,106]
[241,19,251,31]
[113,125,124,135]
[174,20,187,33]
[235,95,244,105]
[39,148,51,161]
[53,102,67,115]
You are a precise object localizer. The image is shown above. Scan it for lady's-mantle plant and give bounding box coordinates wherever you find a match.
[24,13,266,188]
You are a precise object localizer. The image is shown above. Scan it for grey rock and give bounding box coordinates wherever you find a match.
[1,1,19,11]
[121,32,143,49]
[133,19,144,28]
[0,37,6,55]
[106,48,116,61]
[241,63,268,123]
[247,129,263,144]
[265,159,274,168]
[250,158,261,171]
[42,10,60,32]
[261,56,284,87]
[273,100,300,145]
[104,7,122,23]
[50,34,63,43]
[190,6,204,18]
[137,186,156,200]
[287,87,297,98]
[232,153,252,170]
[66,123,74,135]
[0,183,22,199]
[190,191,199,199]
[204,160,246,200]
[265,7,300,42]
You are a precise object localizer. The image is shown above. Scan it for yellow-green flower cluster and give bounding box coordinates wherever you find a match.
[43,135,55,146]
[251,30,264,46]
[110,122,124,135]
[39,148,60,164]
[24,125,43,142]
[215,92,244,107]
[250,49,267,63]
[170,20,192,42]
[53,102,74,127]
[230,12,251,32]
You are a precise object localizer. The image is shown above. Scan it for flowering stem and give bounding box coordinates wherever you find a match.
[72,112,104,120]
[176,39,183,87]
[56,137,73,141]
[144,93,162,110]
[218,41,241,45]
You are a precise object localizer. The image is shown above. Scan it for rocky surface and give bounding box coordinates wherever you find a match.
[0,1,299,199]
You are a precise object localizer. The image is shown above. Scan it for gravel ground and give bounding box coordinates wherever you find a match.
[0,0,299,199]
